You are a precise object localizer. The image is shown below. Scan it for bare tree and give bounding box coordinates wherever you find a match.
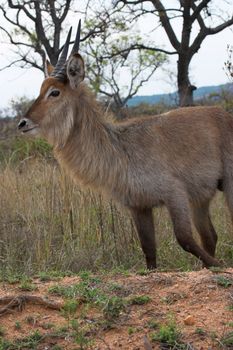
[0,0,109,71]
[114,0,233,106]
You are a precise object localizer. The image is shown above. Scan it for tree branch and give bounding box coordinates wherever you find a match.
[8,0,36,22]
[207,17,233,35]
[151,0,180,51]
[99,44,176,60]
[190,1,207,30]
[190,0,212,23]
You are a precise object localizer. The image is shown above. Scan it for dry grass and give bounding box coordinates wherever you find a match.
[0,154,232,276]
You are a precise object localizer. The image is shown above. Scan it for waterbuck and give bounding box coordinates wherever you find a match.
[18,22,233,269]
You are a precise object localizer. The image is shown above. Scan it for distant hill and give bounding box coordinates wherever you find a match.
[128,83,233,107]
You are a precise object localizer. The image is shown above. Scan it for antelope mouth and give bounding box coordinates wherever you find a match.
[22,126,38,133]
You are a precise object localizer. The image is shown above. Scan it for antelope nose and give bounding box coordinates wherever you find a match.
[18,119,27,130]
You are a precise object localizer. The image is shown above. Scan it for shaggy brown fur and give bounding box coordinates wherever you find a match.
[18,56,233,270]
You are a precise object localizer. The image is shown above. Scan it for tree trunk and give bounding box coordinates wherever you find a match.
[177,54,196,107]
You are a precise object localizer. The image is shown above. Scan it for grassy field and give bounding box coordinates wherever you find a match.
[0,136,232,277]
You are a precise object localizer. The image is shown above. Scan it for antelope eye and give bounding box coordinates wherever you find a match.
[49,90,60,97]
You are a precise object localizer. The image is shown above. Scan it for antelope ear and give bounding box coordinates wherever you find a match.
[44,59,54,77]
[67,53,85,89]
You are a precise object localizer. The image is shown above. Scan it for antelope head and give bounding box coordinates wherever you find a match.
[18,20,85,147]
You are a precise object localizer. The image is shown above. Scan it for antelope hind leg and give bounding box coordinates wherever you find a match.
[166,191,220,268]
[130,207,156,270]
[192,202,218,257]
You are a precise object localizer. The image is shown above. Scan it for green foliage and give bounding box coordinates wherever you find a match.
[128,295,151,305]
[19,278,37,291]
[71,320,92,349]
[38,270,72,282]
[146,319,159,330]
[195,327,206,336]
[14,321,21,330]
[49,278,105,305]
[128,102,171,117]
[214,275,233,288]
[0,271,22,284]
[128,327,137,335]
[151,318,182,347]
[199,88,233,113]
[0,338,12,350]
[0,136,52,165]
[102,296,125,320]
[51,346,63,350]
[0,330,43,350]
[11,137,52,162]
[0,328,5,337]
[220,331,233,347]
[62,299,79,323]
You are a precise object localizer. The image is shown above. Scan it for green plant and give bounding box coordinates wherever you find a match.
[136,268,151,276]
[41,322,54,330]
[71,320,92,350]
[74,331,91,349]
[49,279,106,306]
[0,327,5,337]
[128,327,137,335]
[51,346,63,350]
[11,137,52,162]
[14,321,21,330]
[38,271,62,282]
[102,296,125,320]
[25,315,38,326]
[146,319,159,330]
[151,318,182,347]
[195,327,206,336]
[128,295,151,305]
[220,331,233,347]
[0,337,12,349]
[61,299,79,326]
[214,275,233,288]
[19,279,37,292]
[4,330,43,349]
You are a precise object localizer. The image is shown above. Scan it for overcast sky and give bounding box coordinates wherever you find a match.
[0,1,232,109]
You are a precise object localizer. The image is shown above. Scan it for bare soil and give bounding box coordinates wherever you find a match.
[0,268,233,349]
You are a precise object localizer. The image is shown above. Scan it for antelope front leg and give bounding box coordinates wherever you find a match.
[130,207,156,270]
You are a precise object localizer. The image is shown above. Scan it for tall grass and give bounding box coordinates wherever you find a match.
[0,139,232,275]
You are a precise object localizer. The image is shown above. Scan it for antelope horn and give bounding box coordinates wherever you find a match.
[51,27,72,79]
[70,19,81,55]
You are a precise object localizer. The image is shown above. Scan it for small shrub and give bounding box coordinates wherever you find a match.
[128,327,137,335]
[61,299,79,323]
[128,295,151,305]
[146,319,159,330]
[12,330,43,349]
[220,331,233,347]
[0,327,5,337]
[195,327,206,336]
[19,279,37,292]
[14,321,22,330]
[102,296,125,320]
[151,318,181,347]
[214,275,233,288]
